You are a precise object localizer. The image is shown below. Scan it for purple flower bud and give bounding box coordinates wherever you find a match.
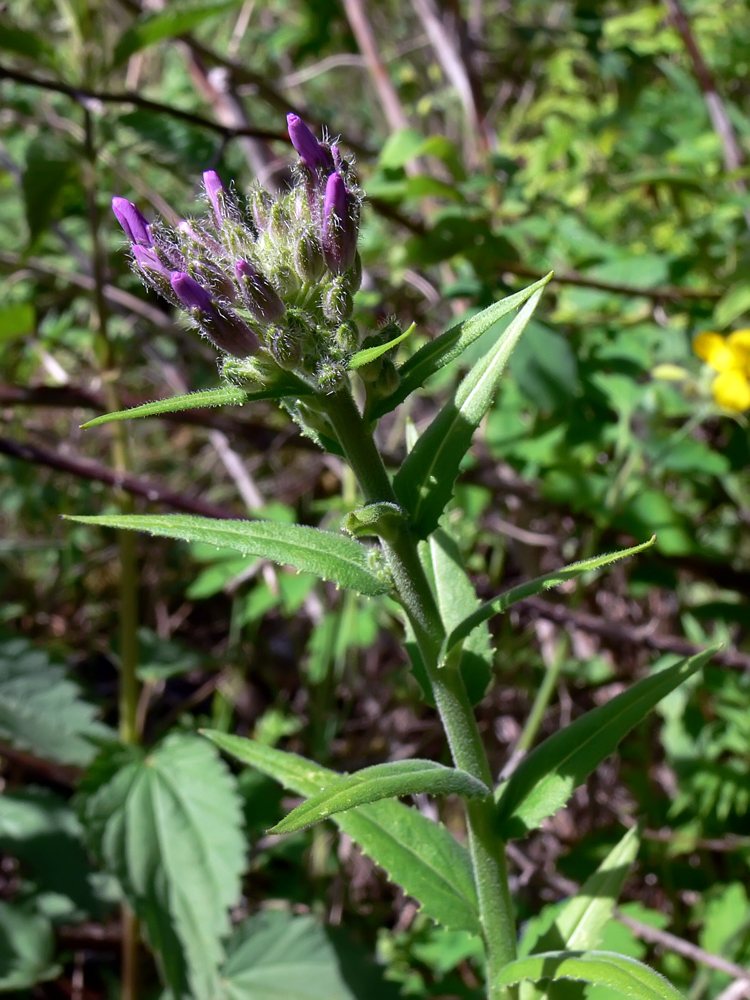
[235,260,285,323]
[322,173,357,274]
[203,170,227,226]
[171,272,258,357]
[132,245,170,277]
[177,219,223,256]
[112,197,152,246]
[287,114,333,174]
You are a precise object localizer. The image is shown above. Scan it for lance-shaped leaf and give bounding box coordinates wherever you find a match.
[203,732,481,935]
[65,515,390,597]
[441,537,655,663]
[348,324,414,370]
[523,826,640,955]
[496,646,718,839]
[270,759,489,834]
[496,951,685,1000]
[81,381,310,429]
[394,282,548,538]
[368,274,552,421]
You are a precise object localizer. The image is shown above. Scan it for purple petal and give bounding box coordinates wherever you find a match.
[287,113,333,173]
[171,272,214,313]
[322,173,357,274]
[132,245,170,277]
[203,170,226,225]
[112,197,152,246]
[235,260,285,322]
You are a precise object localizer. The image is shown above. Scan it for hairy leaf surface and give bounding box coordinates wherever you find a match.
[270,759,489,833]
[496,950,684,1000]
[81,383,308,429]
[66,515,390,597]
[496,648,717,838]
[204,732,480,934]
[442,537,655,661]
[368,275,552,420]
[394,282,548,537]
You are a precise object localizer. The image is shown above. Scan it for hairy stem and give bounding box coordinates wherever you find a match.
[324,386,516,996]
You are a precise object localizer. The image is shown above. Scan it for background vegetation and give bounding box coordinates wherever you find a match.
[0,0,749,997]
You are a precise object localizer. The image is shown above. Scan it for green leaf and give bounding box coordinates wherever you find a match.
[530,826,640,954]
[496,647,718,838]
[81,383,308,429]
[0,302,35,342]
[113,0,247,65]
[421,527,492,703]
[0,901,60,991]
[348,324,413,369]
[0,789,108,921]
[394,281,548,537]
[0,24,57,67]
[81,734,245,999]
[65,515,391,597]
[22,135,80,244]
[495,950,684,1000]
[218,910,354,999]
[270,759,489,834]
[368,275,551,421]
[0,636,111,767]
[441,537,656,662]
[203,732,481,935]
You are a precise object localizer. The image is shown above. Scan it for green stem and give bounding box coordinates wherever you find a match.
[324,387,516,996]
[513,633,568,757]
[83,108,140,1000]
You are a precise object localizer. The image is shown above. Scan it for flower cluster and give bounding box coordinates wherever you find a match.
[112,115,366,395]
[693,329,750,412]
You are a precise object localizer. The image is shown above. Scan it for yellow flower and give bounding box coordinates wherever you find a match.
[693,329,750,412]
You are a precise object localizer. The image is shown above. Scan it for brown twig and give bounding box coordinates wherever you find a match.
[518,594,750,671]
[341,0,410,133]
[0,436,240,520]
[0,63,286,144]
[663,0,750,229]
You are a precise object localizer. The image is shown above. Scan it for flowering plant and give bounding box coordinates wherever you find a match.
[69,115,713,1000]
[693,329,750,412]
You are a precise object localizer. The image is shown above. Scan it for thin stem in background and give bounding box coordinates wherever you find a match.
[82,107,140,1000]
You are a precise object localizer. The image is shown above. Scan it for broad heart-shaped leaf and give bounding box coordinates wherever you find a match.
[441,537,656,663]
[0,636,111,766]
[394,282,548,538]
[66,515,390,598]
[522,826,640,957]
[348,324,414,369]
[81,734,245,999]
[0,901,60,990]
[495,951,684,1000]
[496,646,718,839]
[113,0,247,64]
[203,732,481,936]
[81,382,309,429]
[367,274,552,421]
[218,910,352,999]
[270,759,489,834]
[421,527,492,704]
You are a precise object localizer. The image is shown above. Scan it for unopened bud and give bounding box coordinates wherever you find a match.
[322,277,353,323]
[322,173,357,274]
[171,272,258,357]
[248,188,273,231]
[235,260,285,323]
[294,228,324,282]
[132,245,170,277]
[287,113,334,175]
[203,170,227,226]
[316,356,347,394]
[269,326,302,370]
[336,320,359,353]
[112,197,152,246]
